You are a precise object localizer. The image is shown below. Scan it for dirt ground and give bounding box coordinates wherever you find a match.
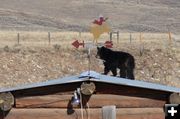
[0,39,179,89]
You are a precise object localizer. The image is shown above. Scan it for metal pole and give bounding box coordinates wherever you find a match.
[88,48,91,75]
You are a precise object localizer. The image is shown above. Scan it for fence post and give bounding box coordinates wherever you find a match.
[139,32,144,56]
[130,33,132,43]
[168,31,172,42]
[48,32,51,45]
[117,31,119,43]
[110,32,112,41]
[110,31,119,42]
[17,33,20,44]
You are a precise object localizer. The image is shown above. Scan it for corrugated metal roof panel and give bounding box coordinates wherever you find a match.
[0,75,84,93]
[97,74,180,93]
[0,71,179,93]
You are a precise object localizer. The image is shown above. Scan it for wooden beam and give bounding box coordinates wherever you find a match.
[15,94,166,108]
[12,82,81,97]
[2,108,165,119]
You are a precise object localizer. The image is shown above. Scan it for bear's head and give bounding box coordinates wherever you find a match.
[96,46,111,60]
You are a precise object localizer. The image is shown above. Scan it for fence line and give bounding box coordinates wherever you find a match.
[0,31,175,47]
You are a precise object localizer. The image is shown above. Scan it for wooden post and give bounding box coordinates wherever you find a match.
[102,105,116,119]
[48,32,51,45]
[168,31,172,42]
[17,33,20,44]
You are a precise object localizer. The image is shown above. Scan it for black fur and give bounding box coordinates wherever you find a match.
[96,46,135,80]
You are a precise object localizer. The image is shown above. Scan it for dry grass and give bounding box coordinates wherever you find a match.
[0,31,179,88]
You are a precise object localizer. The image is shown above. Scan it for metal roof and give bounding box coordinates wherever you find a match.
[0,71,180,93]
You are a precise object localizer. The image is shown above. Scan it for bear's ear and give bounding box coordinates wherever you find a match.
[97,46,100,50]
[101,46,106,49]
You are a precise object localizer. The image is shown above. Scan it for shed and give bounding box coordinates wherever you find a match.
[0,71,180,119]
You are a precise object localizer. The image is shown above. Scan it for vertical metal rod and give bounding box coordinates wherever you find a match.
[88,48,91,75]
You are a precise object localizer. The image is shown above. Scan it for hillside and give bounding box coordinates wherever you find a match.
[0,32,179,88]
[0,0,180,33]
[0,1,179,89]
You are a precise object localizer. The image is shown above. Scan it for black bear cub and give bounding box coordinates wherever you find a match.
[96,46,135,80]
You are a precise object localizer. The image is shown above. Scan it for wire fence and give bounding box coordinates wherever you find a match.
[0,31,177,48]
